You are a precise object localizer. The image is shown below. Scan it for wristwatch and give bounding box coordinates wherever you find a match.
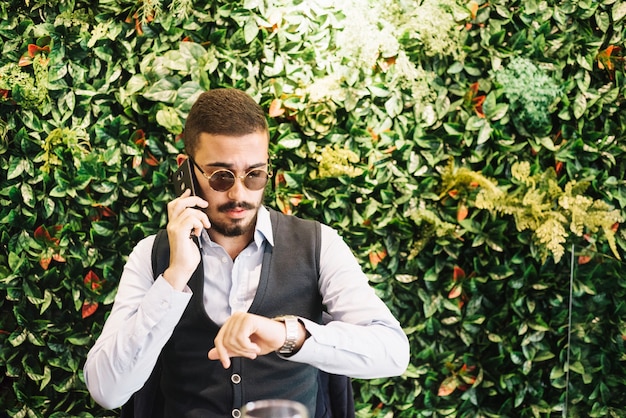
[274,315,299,355]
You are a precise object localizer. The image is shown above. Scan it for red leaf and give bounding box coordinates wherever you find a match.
[472,95,486,118]
[274,172,286,186]
[468,82,479,96]
[144,152,160,167]
[134,13,144,36]
[18,55,32,66]
[438,376,458,396]
[27,44,49,58]
[28,44,41,58]
[578,255,592,265]
[457,204,468,221]
[367,127,378,142]
[34,225,52,241]
[468,0,479,19]
[132,129,146,146]
[84,270,104,291]
[276,195,293,215]
[95,205,116,218]
[453,265,465,281]
[82,301,99,319]
[448,284,462,299]
[369,249,387,268]
[289,194,303,207]
[555,161,563,175]
[52,253,66,263]
[268,99,285,118]
[40,257,52,270]
[34,225,62,245]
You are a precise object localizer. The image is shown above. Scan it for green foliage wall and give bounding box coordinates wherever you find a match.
[1,0,626,416]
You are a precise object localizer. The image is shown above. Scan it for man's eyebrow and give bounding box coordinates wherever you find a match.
[204,161,268,170]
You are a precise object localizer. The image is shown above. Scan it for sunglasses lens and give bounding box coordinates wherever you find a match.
[208,169,269,191]
[244,170,269,190]
[209,171,236,191]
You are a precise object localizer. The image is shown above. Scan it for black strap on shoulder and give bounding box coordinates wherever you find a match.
[151,229,170,279]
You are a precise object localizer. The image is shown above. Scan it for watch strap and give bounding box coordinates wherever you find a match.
[274,315,299,355]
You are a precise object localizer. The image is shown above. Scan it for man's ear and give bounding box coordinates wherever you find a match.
[176,154,188,167]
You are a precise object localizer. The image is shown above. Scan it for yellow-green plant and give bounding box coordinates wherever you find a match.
[405,203,457,258]
[314,144,363,178]
[37,128,91,174]
[0,62,48,110]
[443,161,623,263]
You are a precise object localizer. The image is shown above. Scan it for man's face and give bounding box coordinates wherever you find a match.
[192,131,270,239]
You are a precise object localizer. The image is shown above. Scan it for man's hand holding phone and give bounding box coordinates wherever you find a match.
[163,159,211,291]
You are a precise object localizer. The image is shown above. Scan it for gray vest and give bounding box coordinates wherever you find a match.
[160,208,323,417]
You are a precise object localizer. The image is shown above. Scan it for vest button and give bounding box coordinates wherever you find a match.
[232,408,241,418]
[231,373,241,384]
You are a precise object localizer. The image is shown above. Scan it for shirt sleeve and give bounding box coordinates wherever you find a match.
[83,235,192,409]
[285,225,410,378]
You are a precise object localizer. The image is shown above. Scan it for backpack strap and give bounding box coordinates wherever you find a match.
[151,229,170,279]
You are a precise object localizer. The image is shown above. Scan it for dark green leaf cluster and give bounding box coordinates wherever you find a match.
[494,57,561,136]
[1,0,626,417]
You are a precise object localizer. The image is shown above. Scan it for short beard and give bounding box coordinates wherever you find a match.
[210,201,259,237]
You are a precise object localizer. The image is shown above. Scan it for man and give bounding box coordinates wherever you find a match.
[84,88,409,417]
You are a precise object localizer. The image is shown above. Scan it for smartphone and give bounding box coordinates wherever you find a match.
[172,157,197,197]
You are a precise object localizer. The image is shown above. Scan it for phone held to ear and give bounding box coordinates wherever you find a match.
[172,158,205,240]
[173,157,197,197]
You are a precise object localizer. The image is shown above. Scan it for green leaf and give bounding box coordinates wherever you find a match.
[7,157,28,180]
[243,17,259,44]
[156,107,183,134]
[9,329,28,347]
[573,93,587,119]
[8,252,24,271]
[66,335,91,346]
[143,78,181,103]
[91,221,114,237]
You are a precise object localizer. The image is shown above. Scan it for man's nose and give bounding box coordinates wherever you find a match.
[226,175,247,199]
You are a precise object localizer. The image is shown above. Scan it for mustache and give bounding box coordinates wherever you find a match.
[217,201,256,212]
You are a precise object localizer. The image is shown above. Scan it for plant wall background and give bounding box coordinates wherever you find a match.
[1,0,626,417]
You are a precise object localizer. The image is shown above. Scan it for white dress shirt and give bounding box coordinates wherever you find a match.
[84,206,409,409]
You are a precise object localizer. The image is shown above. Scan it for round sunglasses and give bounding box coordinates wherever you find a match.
[189,157,271,192]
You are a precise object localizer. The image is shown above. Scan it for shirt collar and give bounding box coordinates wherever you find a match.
[254,205,274,247]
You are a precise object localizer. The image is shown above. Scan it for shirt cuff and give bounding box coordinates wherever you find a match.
[279,317,333,364]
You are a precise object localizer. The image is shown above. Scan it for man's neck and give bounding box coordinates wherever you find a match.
[211,231,255,260]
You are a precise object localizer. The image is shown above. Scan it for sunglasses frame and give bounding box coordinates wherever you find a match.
[188,156,272,192]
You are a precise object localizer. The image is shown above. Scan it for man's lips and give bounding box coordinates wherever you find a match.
[226,208,247,217]
[221,206,250,219]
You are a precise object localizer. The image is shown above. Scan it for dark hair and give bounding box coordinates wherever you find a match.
[183,88,269,156]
